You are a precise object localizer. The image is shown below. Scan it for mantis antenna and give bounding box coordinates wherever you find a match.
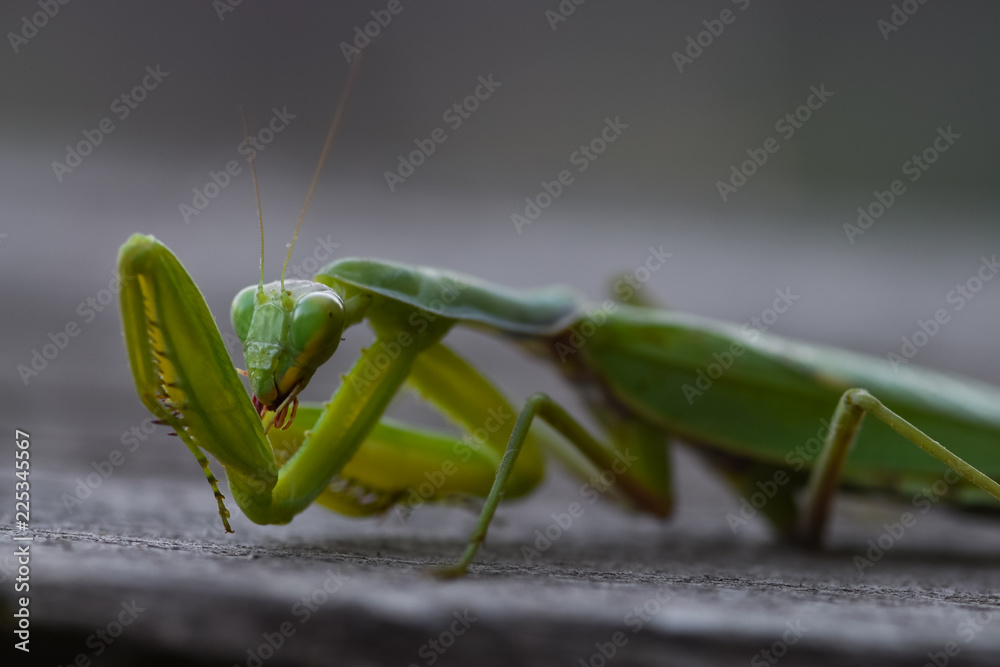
[239,106,266,296]
[281,55,364,291]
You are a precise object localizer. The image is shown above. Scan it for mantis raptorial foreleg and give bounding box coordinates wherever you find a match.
[798,388,1000,547]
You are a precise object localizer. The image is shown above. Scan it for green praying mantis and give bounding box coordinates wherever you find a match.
[118,74,1000,579]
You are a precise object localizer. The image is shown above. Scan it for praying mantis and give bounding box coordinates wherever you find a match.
[117,72,1000,579]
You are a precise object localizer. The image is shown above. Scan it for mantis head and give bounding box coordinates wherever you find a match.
[231,280,347,429]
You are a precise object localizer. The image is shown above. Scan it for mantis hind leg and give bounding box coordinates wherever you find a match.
[435,392,675,578]
[799,388,1000,547]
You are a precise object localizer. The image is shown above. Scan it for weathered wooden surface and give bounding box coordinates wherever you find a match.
[8,419,1000,667]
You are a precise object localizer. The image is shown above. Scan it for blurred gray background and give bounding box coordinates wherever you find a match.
[4,0,1000,406]
[5,0,1000,469]
[3,1,1000,665]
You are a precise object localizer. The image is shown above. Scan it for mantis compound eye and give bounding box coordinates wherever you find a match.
[231,284,258,343]
[288,290,347,371]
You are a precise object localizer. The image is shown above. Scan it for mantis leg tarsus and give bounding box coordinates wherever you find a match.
[798,388,1000,548]
[183,440,234,533]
